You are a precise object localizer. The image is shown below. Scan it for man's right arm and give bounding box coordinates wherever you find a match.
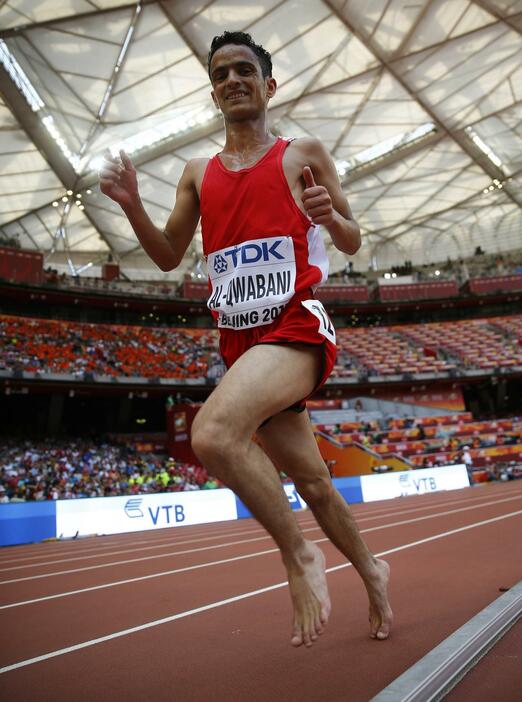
[100,151,200,272]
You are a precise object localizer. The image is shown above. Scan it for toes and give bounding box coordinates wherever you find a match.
[291,623,303,647]
[314,614,324,636]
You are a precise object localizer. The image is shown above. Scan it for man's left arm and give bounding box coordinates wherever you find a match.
[300,139,361,255]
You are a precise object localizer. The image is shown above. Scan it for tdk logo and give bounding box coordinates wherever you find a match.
[124,498,144,518]
[222,240,285,268]
[214,254,228,274]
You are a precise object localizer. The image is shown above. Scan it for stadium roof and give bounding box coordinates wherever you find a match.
[0,0,521,282]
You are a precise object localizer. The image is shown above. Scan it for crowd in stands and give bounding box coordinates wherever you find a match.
[0,314,221,379]
[2,411,520,503]
[0,438,221,504]
[1,313,521,381]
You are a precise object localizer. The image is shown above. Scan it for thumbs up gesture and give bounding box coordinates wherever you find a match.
[301,166,335,226]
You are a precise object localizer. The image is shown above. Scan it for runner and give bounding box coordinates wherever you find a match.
[100,30,392,648]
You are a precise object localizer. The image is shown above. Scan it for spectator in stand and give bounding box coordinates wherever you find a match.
[417,424,426,440]
[458,259,470,285]
[461,445,473,482]
[495,256,505,276]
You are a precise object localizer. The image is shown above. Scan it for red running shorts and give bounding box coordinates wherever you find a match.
[218,293,337,414]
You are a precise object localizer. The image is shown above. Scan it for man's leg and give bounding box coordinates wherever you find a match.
[191,342,330,647]
[257,409,393,640]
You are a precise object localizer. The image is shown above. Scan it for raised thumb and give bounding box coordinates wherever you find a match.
[303,166,316,189]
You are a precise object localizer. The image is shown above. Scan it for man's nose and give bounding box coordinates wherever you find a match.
[225,70,241,85]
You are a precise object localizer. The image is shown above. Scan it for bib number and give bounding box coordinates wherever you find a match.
[301,299,336,344]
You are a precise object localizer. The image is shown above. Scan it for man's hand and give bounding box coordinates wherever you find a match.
[99,149,139,211]
[301,166,335,226]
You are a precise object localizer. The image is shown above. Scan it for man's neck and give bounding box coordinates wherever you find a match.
[222,115,275,155]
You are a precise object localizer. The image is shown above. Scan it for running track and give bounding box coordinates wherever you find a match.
[0,481,521,701]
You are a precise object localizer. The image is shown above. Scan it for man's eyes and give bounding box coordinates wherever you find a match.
[214,66,254,81]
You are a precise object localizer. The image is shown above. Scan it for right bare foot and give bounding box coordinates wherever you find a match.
[285,541,331,648]
[366,558,393,640]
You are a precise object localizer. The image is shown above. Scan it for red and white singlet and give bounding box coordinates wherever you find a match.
[200,137,337,390]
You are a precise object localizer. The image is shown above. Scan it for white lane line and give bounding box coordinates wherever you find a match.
[1,493,521,599]
[0,521,268,563]
[1,509,520,675]
[2,485,515,564]
[3,484,519,566]
[3,488,520,570]
[2,494,520,587]
[0,525,276,572]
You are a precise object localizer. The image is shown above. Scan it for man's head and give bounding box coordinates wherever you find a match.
[208,31,272,79]
[207,31,276,121]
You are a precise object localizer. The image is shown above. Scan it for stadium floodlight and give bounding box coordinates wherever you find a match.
[0,40,43,111]
[41,115,81,171]
[464,126,503,169]
[1,41,82,171]
[75,261,94,275]
[336,122,436,176]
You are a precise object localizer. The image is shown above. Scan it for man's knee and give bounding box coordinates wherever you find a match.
[295,473,334,508]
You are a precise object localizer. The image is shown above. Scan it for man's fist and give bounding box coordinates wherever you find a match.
[301,166,335,226]
[99,149,139,210]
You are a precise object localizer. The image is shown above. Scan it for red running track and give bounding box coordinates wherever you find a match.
[0,481,521,702]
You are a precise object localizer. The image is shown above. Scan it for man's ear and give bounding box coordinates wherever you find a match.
[211,90,220,111]
[266,77,277,100]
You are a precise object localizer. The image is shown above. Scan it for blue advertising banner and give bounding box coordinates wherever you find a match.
[0,501,56,547]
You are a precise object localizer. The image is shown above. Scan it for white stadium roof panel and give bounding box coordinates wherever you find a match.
[395,22,522,128]
[471,106,522,174]
[0,96,63,225]
[403,0,496,54]
[0,0,520,276]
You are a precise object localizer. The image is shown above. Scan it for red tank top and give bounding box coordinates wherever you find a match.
[200,137,329,330]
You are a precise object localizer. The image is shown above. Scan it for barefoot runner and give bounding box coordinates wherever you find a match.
[100,30,393,648]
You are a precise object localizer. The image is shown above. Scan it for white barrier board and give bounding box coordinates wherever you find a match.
[56,489,238,537]
[360,464,470,503]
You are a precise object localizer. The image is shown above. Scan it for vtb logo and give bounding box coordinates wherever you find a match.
[124,498,144,518]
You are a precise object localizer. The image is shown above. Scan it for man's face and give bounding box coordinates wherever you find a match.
[209,43,276,121]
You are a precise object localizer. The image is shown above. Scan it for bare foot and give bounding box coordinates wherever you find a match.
[286,541,331,648]
[366,559,393,640]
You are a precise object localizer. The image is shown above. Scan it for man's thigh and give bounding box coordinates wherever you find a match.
[196,343,322,439]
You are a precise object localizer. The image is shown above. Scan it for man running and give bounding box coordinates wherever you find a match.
[100,30,392,648]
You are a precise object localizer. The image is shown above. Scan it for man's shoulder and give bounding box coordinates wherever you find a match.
[286,136,330,163]
[183,157,212,193]
[185,157,211,175]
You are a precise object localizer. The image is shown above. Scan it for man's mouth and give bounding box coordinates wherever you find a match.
[226,91,248,100]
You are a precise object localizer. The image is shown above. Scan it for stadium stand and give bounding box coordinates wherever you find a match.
[2,314,521,381]
[315,413,522,476]
[0,438,221,503]
[0,314,220,379]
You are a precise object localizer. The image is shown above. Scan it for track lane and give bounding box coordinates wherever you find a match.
[1,498,520,668]
[1,483,517,564]
[0,510,521,702]
[1,489,520,606]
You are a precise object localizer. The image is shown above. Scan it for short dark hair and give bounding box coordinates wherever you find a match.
[208,31,272,79]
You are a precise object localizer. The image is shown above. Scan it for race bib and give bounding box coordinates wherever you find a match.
[207,236,296,329]
[301,299,336,344]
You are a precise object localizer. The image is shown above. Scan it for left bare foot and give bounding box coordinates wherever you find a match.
[286,541,331,648]
[366,559,393,640]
